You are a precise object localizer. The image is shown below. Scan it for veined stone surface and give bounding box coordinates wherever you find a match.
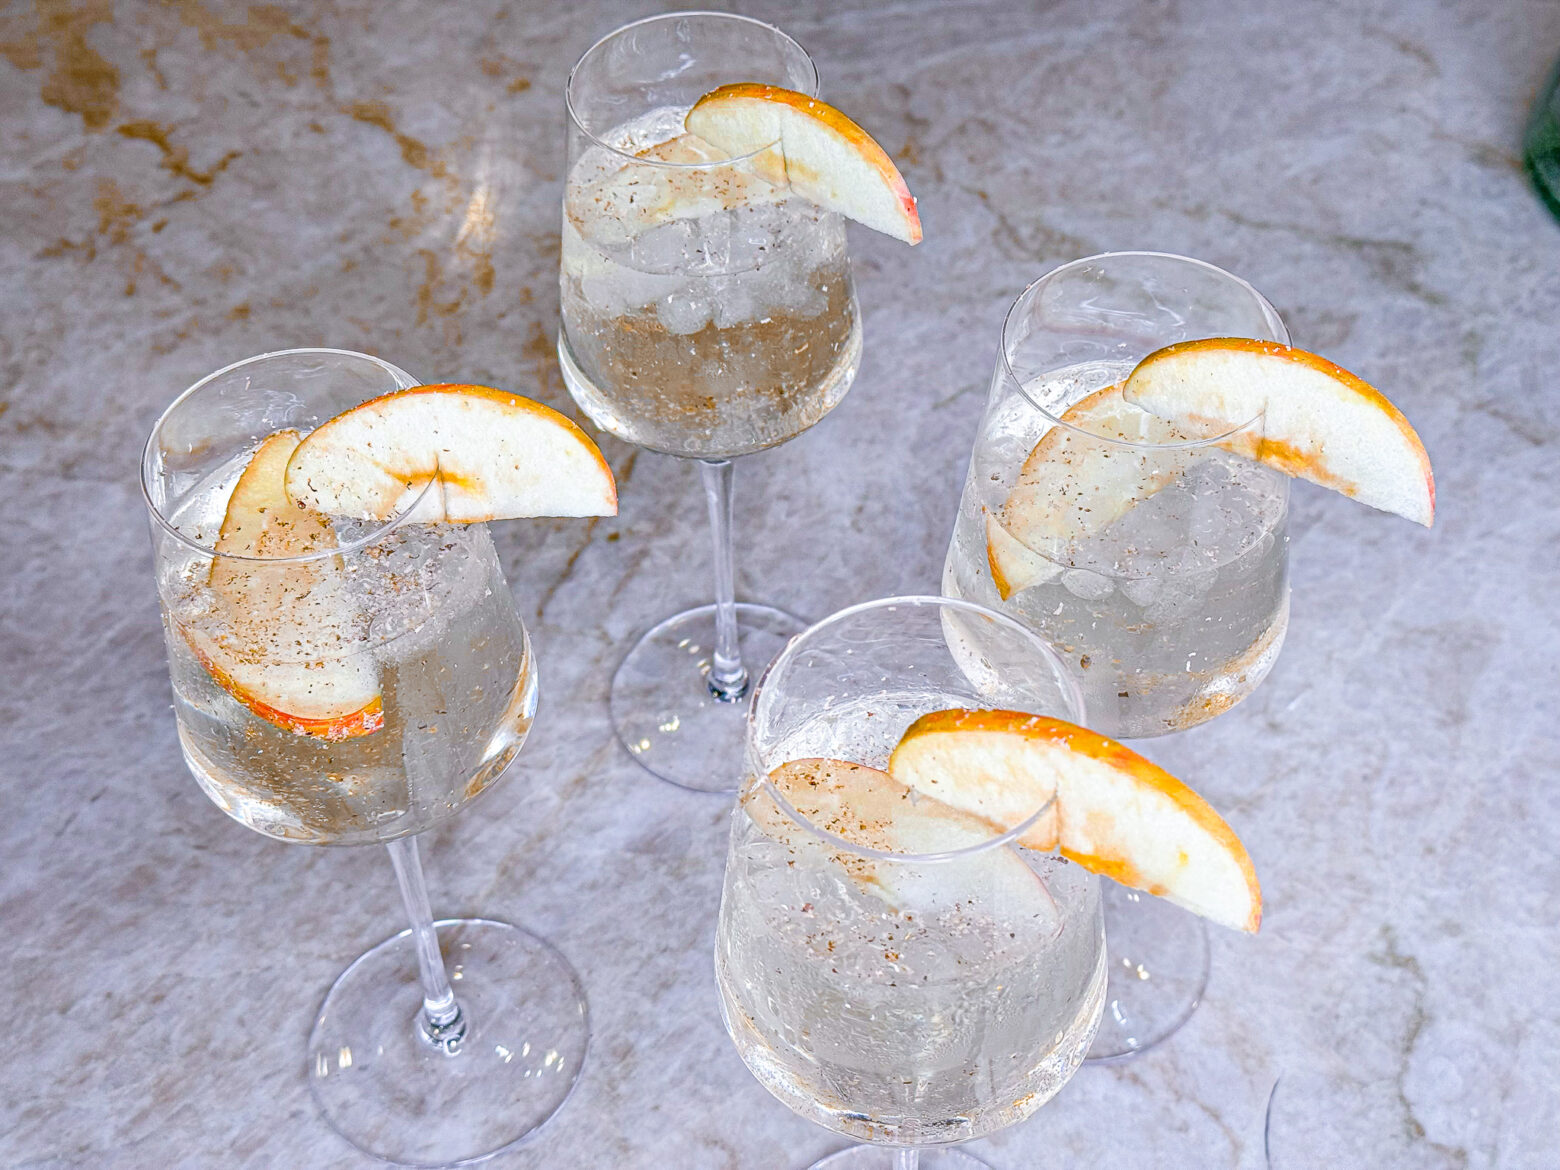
[2,1,1557,1167]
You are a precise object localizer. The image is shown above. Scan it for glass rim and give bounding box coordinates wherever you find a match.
[139,347,438,566]
[564,9,821,172]
[999,250,1290,451]
[747,594,1085,865]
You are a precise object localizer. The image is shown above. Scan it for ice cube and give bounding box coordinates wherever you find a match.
[657,289,713,335]
[580,262,682,317]
[1062,567,1114,601]
[765,272,827,318]
[1186,493,1242,564]
[1164,546,1219,593]
[1144,582,1200,624]
[713,277,760,328]
[1120,575,1161,607]
[627,219,703,274]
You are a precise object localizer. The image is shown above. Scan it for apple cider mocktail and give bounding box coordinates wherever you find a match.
[559,108,861,458]
[943,360,1290,738]
[718,593,1273,1152]
[716,691,1106,1147]
[158,446,535,845]
[717,797,1104,1144]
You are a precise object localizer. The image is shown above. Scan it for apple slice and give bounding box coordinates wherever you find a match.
[636,131,786,186]
[989,382,1195,598]
[686,83,921,244]
[566,133,785,245]
[186,429,383,740]
[888,710,1260,932]
[746,758,1055,920]
[1122,338,1434,526]
[285,385,617,523]
[985,509,1057,600]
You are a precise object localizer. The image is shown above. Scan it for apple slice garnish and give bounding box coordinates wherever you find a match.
[187,429,383,740]
[685,83,921,244]
[567,133,785,245]
[888,710,1261,932]
[1122,338,1434,526]
[285,385,617,523]
[746,757,1056,920]
[989,382,1195,598]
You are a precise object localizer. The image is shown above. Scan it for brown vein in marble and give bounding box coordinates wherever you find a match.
[888,81,931,172]
[414,249,462,328]
[139,46,167,89]
[970,184,1095,263]
[1361,23,1440,76]
[94,177,139,244]
[1369,926,1470,1166]
[1116,1063,1241,1156]
[1,0,121,130]
[534,451,637,619]
[116,120,240,185]
[341,100,502,328]
[534,516,601,619]
[161,0,307,52]
[452,185,496,296]
[1192,205,1448,307]
[346,100,448,178]
[387,189,430,239]
[158,0,330,94]
[478,53,530,95]
[78,178,183,294]
[522,320,561,397]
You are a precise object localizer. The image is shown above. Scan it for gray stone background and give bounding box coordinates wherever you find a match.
[3,0,1558,1166]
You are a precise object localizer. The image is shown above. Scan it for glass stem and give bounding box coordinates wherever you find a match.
[386,836,467,1055]
[700,458,748,702]
[893,1151,919,1170]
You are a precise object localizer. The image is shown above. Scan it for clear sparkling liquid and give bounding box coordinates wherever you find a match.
[944,361,1290,737]
[559,107,861,457]
[158,450,535,845]
[716,694,1105,1145]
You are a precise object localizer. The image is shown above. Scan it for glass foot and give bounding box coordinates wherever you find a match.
[611,602,806,792]
[1086,883,1210,1061]
[1264,1070,1422,1168]
[809,1148,993,1169]
[309,918,588,1167]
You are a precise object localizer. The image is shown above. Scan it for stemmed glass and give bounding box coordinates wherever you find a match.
[1264,1069,1428,1168]
[716,596,1105,1169]
[141,349,588,1167]
[942,252,1290,1058]
[559,11,862,792]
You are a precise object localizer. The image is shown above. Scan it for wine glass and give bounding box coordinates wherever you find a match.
[941,252,1291,1059]
[716,596,1104,1169]
[141,349,588,1166]
[1264,1068,1432,1168]
[558,11,862,792]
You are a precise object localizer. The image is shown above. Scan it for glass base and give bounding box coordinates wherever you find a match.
[1264,1070,1424,1168]
[611,602,806,792]
[809,1149,993,1169]
[1086,884,1210,1061]
[308,919,588,1167]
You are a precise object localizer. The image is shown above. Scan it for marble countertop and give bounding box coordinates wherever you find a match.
[4,1,1558,1166]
